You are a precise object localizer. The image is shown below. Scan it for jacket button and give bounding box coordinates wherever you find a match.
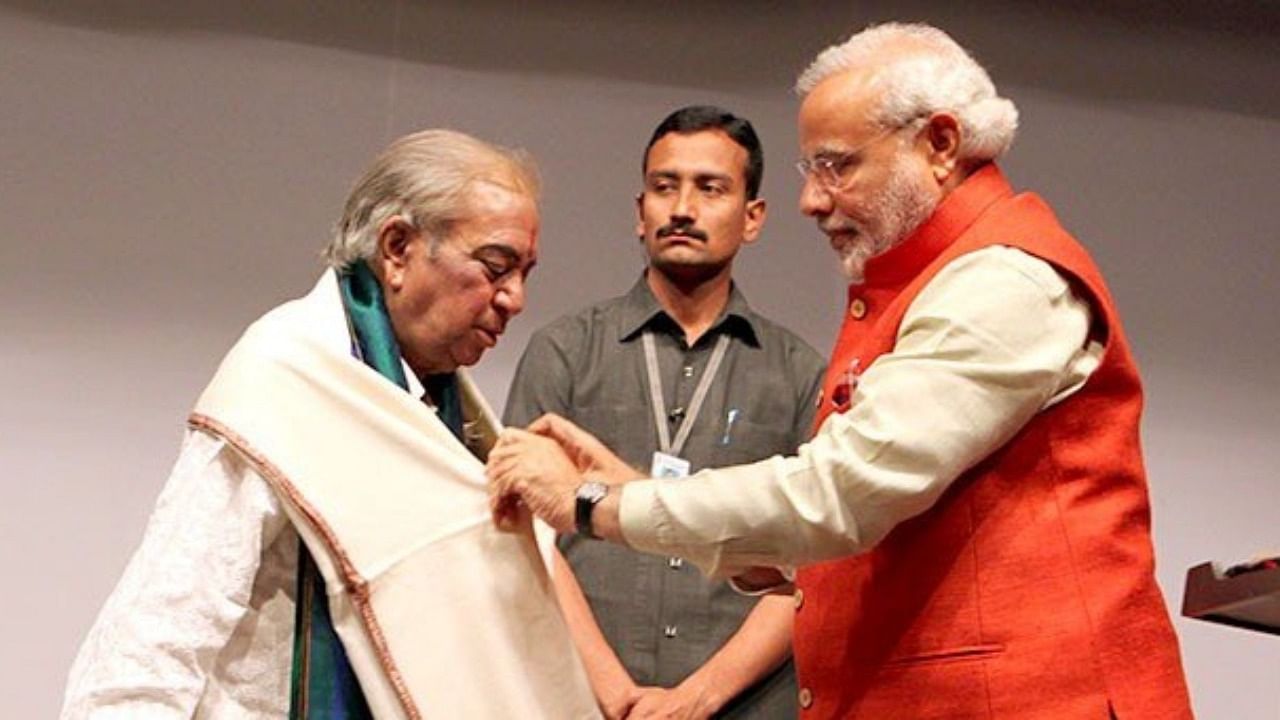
[850,298,868,319]
[798,687,813,709]
[794,588,805,610]
[664,625,678,638]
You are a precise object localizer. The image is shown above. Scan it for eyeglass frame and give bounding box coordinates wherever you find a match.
[794,115,930,191]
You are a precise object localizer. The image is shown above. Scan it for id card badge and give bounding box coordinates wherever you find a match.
[650,451,691,479]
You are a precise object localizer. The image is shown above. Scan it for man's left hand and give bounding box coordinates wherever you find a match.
[487,428,582,533]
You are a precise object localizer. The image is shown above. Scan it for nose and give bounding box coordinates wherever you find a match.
[671,185,698,223]
[494,273,526,318]
[799,174,832,218]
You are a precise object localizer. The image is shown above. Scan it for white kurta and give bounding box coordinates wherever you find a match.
[63,430,300,718]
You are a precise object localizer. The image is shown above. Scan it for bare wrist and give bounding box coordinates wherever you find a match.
[683,670,728,714]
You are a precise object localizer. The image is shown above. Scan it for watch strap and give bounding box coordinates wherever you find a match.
[575,481,608,538]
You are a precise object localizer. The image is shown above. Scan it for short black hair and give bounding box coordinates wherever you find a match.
[643,105,764,200]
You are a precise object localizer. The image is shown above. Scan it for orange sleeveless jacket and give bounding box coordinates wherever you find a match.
[793,166,1192,719]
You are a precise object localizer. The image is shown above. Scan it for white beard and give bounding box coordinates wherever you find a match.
[832,157,940,283]
[833,233,888,284]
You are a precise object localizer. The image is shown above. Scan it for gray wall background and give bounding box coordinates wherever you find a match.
[2,1,1276,717]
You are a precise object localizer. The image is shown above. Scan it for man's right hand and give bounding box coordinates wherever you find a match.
[599,679,646,720]
[527,412,642,485]
[487,428,583,533]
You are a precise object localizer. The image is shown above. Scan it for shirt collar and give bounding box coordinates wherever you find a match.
[860,163,1015,287]
[617,273,760,347]
[403,360,427,401]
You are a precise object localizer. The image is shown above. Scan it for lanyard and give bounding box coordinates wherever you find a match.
[642,331,730,458]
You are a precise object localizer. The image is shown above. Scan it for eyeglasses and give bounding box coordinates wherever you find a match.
[795,118,924,190]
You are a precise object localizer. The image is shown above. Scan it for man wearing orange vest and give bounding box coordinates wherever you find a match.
[489,22,1193,719]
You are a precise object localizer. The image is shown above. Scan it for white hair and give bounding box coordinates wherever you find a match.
[323,129,540,269]
[796,23,1019,164]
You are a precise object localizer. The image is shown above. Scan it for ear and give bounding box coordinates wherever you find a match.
[741,198,767,245]
[375,216,417,291]
[633,192,646,240]
[922,112,962,185]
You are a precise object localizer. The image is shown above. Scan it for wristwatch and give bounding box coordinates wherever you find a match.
[574,481,609,539]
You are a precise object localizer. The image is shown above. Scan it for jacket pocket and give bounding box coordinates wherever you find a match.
[884,643,1005,667]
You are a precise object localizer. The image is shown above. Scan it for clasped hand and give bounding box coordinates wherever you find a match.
[486,413,640,534]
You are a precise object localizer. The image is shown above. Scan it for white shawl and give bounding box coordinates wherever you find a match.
[189,272,598,719]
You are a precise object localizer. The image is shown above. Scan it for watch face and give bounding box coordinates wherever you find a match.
[578,481,608,503]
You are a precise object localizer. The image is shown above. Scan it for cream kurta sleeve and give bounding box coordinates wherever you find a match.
[618,246,1103,578]
[61,429,296,719]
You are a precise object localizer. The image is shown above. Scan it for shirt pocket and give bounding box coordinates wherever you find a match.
[702,416,795,467]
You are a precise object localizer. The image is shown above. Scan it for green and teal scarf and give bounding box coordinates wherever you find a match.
[287,263,463,719]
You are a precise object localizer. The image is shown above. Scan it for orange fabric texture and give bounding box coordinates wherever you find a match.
[793,165,1192,719]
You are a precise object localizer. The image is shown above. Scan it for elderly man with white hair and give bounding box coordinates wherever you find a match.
[489,23,1193,719]
[63,130,598,720]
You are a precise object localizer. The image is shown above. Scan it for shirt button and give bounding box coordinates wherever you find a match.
[794,588,805,610]
[682,365,694,378]
[668,557,684,569]
[850,297,868,320]
[798,687,813,709]
[664,625,679,638]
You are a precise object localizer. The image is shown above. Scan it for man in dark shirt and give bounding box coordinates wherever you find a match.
[504,106,824,719]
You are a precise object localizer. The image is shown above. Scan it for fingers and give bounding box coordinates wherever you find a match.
[529,412,617,469]
[487,432,532,532]
[486,426,579,532]
[526,411,566,435]
[528,412,590,448]
[627,688,670,719]
[530,413,590,444]
[489,428,550,468]
[486,459,521,532]
[489,491,529,533]
[492,427,535,452]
